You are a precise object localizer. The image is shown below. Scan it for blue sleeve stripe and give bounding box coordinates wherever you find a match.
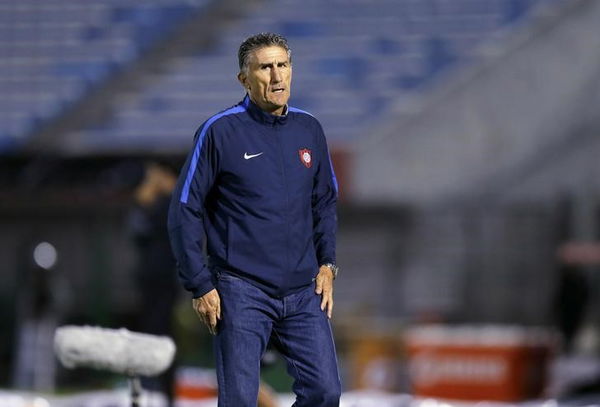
[327,149,339,194]
[180,105,246,203]
[288,106,314,117]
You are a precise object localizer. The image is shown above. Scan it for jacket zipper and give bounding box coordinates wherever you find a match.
[276,124,291,296]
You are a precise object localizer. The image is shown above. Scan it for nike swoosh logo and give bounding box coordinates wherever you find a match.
[244,152,263,160]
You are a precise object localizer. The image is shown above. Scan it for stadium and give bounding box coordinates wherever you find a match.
[2,0,600,405]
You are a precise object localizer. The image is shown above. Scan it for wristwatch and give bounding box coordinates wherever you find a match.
[321,263,339,279]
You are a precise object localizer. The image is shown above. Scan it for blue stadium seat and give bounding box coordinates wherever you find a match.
[67,0,567,150]
[0,0,210,152]
[0,0,567,152]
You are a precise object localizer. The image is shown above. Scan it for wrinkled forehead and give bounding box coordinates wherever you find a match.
[247,45,291,66]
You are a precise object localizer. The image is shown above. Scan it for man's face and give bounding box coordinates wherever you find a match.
[238,45,292,116]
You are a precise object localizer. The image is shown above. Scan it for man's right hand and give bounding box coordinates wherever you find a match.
[192,289,221,335]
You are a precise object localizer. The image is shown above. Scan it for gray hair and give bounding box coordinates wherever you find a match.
[238,32,292,73]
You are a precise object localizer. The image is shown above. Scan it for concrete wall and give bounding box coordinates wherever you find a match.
[353,0,600,205]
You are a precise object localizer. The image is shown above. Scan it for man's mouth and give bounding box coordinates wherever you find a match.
[272,87,285,93]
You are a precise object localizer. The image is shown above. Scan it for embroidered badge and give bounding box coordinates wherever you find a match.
[299,149,312,168]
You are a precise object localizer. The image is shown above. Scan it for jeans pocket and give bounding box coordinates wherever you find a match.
[217,271,242,282]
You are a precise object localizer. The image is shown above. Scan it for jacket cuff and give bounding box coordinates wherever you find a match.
[191,279,216,299]
[318,255,336,266]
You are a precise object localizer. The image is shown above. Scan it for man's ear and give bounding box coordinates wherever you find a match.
[237,72,248,90]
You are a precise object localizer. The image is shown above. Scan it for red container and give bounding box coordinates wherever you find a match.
[405,325,556,402]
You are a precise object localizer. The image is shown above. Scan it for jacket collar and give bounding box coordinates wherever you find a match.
[243,94,288,126]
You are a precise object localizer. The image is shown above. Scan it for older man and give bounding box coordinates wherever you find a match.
[168,32,341,406]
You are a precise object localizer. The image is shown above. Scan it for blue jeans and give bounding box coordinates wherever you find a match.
[214,271,341,406]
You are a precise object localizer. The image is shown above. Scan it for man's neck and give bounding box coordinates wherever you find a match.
[248,95,287,116]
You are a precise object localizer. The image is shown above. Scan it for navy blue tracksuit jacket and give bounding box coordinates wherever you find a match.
[168,95,338,299]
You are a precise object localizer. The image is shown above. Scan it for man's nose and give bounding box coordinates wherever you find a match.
[271,67,282,82]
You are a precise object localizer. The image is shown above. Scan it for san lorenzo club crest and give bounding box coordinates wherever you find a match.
[299,149,312,168]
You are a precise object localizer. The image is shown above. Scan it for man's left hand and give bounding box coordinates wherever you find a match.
[315,265,335,319]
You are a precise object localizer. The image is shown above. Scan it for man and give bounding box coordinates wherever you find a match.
[129,160,180,406]
[168,33,341,406]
